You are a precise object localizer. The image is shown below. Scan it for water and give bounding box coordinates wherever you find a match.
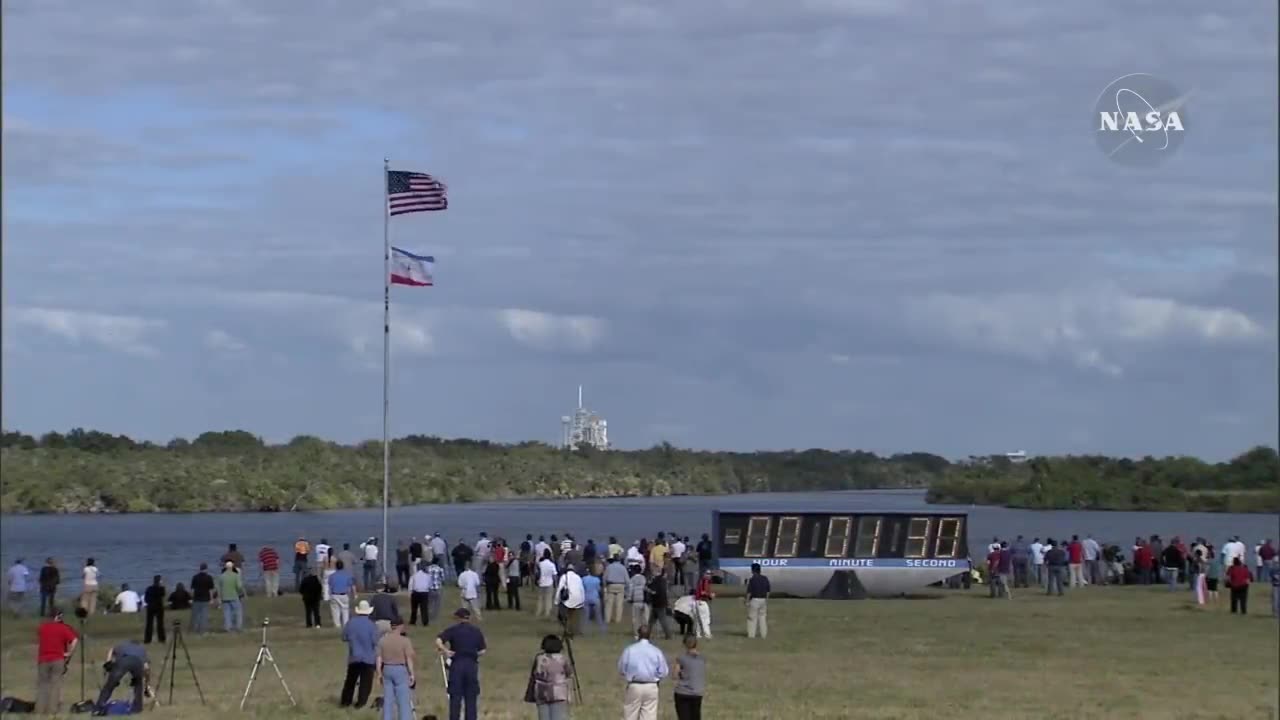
[2,490,1276,594]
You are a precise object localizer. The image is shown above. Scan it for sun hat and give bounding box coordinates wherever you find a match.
[354,600,374,615]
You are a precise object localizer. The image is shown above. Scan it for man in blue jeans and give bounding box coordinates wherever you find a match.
[215,562,245,632]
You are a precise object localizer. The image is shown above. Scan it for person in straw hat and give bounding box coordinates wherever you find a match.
[339,599,379,708]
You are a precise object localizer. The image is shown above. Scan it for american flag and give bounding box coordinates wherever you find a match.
[387,170,448,216]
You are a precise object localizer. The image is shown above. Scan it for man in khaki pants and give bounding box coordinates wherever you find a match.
[35,607,79,714]
[617,626,668,720]
[603,556,629,623]
[745,562,771,639]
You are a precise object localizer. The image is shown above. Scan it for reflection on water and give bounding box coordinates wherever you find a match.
[2,490,1275,594]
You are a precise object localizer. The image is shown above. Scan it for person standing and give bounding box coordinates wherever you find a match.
[1206,547,1223,604]
[528,634,573,720]
[300,568,323,629]
[458,564,483,621]
[745,562,770,639]
[339,600,378,709]
[582,568,605,635]
[189,563,214,635]
[215,562,245,632]
[556,565,586,636]
[1162,543,1185,591]
[292,537,311,593]
[628,565,650,638]
[1268,560,1280,618]
[1226,558,1251,615]
[1067,536,1084,588]
[618,625,669,720]
[1189,550,1207,607]
[672,634,706,720]
[426,557,446,624]
[482,560,502,612]
[34,606,79,715]
[1009,536,1030,588]
[220,543,245,571]
[693,571,714,637]
[395,541,412,591]
[37,558,60,618]
[1029,538,1045,587]
[452,541,475,580]
[1259,539,1277,578]
[375,623,417,720]
[329,560,356,629]
[646,572,674,640]
[6,558,31,610]
[670,537,688,588]
[409,563,432,626]
[604,556,629,625]
[142,576,167,645]
[505,551,522,611]
[536,551,558,618]
[1044,540,1068,596]
[1083,534,1102,585]
[360,537,381,592]
[79,558,100,615]
[437,608,487,720]
[258,544,281,598]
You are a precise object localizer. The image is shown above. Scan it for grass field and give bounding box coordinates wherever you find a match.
[1,583,1276,719]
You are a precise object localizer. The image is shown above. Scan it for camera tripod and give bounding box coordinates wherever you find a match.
[239,618,297,710]
[557,613,584,703]
[151,620,205,708]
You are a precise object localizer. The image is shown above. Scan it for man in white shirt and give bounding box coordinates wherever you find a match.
[625,543,645,571]
[457,566,482,620]
[1082,535,1102,585]
[473,534,492,573]
[81,560,101,615]
[359,538,380,591]
[533,537,550,563]
[7,559,30,608]
[114,584,141,613]
[315,539,332,568]
[556,567,586,636]
[1224,536,1246,566]
[670,539,688,588]
[1029,539,1045,587]
[536,555,558,618]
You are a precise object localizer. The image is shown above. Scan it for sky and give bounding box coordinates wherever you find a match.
[1,0,1276,460]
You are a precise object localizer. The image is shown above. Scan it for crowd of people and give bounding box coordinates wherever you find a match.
[15,530,765,720]
[979,534,1279,615]
[12,527,1277,718]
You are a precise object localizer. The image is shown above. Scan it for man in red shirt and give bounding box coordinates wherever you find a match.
[258,545,281,598]
[1067,536,1085,588]
[35,607,79,714]
[1225,558,1252,615]
[1133,540,1153,585]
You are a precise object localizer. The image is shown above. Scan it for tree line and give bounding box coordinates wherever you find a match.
[0,428,1275,514]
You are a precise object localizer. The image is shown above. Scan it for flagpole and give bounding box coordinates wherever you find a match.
[381,156,391,588]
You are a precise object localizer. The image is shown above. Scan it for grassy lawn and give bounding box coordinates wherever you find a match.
[1,584,1276,719]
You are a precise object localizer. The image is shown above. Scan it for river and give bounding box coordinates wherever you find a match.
[2,490,1276,593]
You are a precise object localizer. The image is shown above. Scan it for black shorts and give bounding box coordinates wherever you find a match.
[1206,578,1219,591]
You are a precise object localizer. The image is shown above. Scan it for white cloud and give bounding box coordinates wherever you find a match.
[904,291,1265,376]
[204,329,247,353]
[9,306,166,357]
[498,308,607,352]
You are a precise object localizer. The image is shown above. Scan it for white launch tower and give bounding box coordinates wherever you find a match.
[560,385,609,450]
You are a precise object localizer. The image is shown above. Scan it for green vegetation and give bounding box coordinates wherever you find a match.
[1,585,1276,719]
[926,446,1280,513]
[0,428,1275,514]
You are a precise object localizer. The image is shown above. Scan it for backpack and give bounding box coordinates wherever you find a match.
[0,697,37,713]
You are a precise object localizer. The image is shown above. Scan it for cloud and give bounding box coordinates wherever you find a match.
[204,329,247,353]
[0,0,1275,458]
[9,306,166,356]
[498,309,607,353]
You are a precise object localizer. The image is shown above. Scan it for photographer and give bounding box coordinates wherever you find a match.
[555,565,585,637]
[95,640,149,714]
[34,607,79,715]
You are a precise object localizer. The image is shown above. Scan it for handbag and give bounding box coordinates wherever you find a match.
[522,657,539,703]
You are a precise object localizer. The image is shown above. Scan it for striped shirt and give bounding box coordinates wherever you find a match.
[258,547,280,572]
[426,565,444,591]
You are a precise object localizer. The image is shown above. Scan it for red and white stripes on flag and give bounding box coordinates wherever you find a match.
[387,170,447,216]
[390,247,433,287]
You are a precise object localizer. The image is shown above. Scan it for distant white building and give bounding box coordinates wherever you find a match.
[1005,451,1028,463]
[561,386,609,450]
